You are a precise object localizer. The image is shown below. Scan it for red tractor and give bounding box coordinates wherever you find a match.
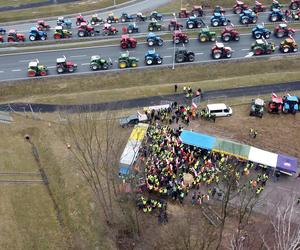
[173,30,189,44]
[253,1,267,13]
[102,23,118,36]
[120,35,137,49]
[191,5,203,17]
[0,36,3,43]
[168,19,183,31]
[36,20,50,31]
[56,56,77,74]
[274,23,295,38]
[77,23,95,37]
[268,93,283,113]
[233,0,249,14]
[211,42,233,59]
[7,29,25,42]
[76,14,87,26]
[221,26,240,42]
[178,8,191,18]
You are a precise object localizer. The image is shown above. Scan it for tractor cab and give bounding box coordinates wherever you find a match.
[215,42,225,49]
[107,13,119,23]
[279,23,287,29]
[150,11,162,21]
[28,60,39,70]
[76,14,86,25]
[136,12,146,21]
[192,5,203,16]
[179,8,191,18]
[145,49,156,57]
[37,20,50,30]
[79,22,93,31]
[250,98,264,117]
[91,14,102,25]
[8,29,17,37]
[56,56,67,66]
[268,94,283,113]
[214,5,226,14]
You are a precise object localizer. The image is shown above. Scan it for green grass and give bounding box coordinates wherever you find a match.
[0,0,129,23]
[0,0,48,7]
[1,56,300,105]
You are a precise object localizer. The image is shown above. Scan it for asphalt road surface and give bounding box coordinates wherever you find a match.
[0,6,297,45]
[0,29,299,82]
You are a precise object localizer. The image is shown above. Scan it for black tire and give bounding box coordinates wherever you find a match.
[102,63,109,70]
[175,54,184,63]
[188,53,195,62]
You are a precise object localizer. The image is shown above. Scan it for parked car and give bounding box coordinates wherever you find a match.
[119,113,148,127]
[205,103,233,117]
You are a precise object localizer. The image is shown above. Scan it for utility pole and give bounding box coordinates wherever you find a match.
[172,13,176,70]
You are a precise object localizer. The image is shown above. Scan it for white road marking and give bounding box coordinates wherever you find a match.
[114,60,118,62]
[47,66,56,69]
[70,55,87,58]
[0,71,4,73]
[242,48,249,51]
[163,55,172,58]
[19,59,32,63]
[195,52,204,55]
[81,63,90,65]
[11,69,21,72]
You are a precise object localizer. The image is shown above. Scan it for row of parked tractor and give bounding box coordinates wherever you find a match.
[1,0,300,43]
[250,93,299,118]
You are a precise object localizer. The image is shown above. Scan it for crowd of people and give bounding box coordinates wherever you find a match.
[137,124,270,219]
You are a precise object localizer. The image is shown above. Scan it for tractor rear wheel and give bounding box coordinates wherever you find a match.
[283,46,290,53]
[148,40,154,46]
[57,67,64,73]
[102,63,109,70]
[78,31,85,37]
[212,20,219,27]
[54,34,61,39]
[91,64,98,70]
[222,33,231,42]
[146,59,153,65]
[199,35,207,42]
[188,23,194,29]
[175,54,184,63]
[212,50,221,59]
[254,32,261,39]
[29,35,36,41]
[188,54,195,62]
[119,61,127,68]
[271,15,277,22]
[241,18,249,24]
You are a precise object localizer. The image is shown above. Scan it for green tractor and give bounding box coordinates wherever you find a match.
[118,52,139,69]
[148,20,162,32]
[90,55,113,71]
[27,59,48,77]
[249,98,264,118]
[198,27,216,42]
[251,39,275,55]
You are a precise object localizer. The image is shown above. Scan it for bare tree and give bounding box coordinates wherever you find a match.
[60,109,126,226]
[262,197,300,250]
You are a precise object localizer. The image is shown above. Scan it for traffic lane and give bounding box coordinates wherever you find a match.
[0,35,298,81]
[1,11,295,44]
[0,0,173,33]
[0,32,298,71]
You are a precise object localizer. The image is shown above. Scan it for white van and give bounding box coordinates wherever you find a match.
[205,103,233,117]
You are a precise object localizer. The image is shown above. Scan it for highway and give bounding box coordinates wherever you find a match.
[0,6,297,45]
[0,29,299,82]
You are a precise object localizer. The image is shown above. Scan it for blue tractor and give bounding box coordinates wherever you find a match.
[211,12,230,27]
[29,27,47,41]
[144,49,163,65]
[146,32,163,46]
[127,23,139,34]
[0,27,6,35]
[282,95,299,114]
[57,17,72,29]
[186,16,205,29]
[269,9,285,22]
[252,24,271,39]
[240,10,258,24]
